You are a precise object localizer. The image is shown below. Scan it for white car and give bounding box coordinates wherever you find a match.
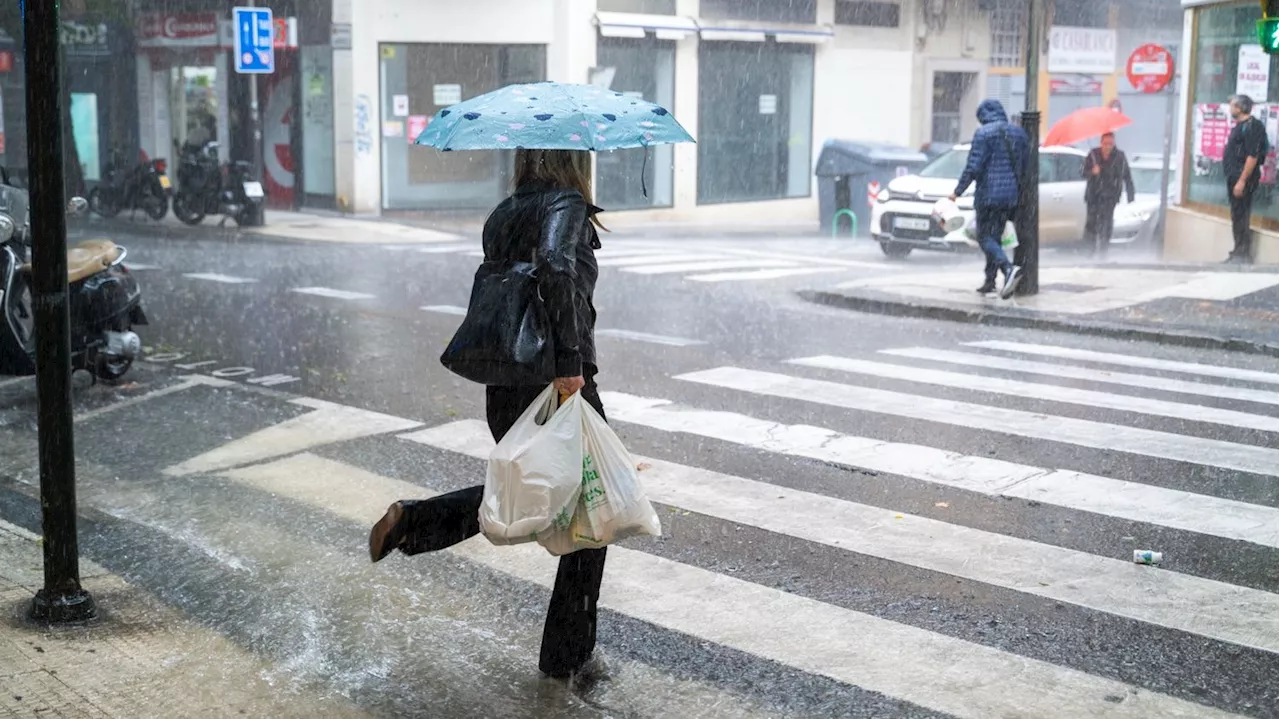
[869,144,1163,258]
[1111,155,1179,244]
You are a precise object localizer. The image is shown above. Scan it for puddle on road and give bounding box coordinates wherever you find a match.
[73,474,798,719]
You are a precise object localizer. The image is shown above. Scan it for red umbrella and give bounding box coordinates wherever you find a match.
[1043,106,1133,147]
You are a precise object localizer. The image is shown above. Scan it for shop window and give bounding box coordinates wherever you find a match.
[595,38,676,211]
[1184,1,1279,226]
[379,43,545,211]
[70,93,101,183]
[699,0,817,25]
[597,0,677,14]
[697,41,814,205]
[836,1,901,28]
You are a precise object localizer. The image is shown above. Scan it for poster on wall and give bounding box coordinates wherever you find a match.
[261,52,296,208]
[407,115,429,144]
[1258,104,1279,186]
[392,94,409,117]
[1236,45,1271,102]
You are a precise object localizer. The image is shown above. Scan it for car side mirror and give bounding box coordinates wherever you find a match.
[67,197,89,216]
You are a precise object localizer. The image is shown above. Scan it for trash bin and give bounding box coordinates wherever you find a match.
[816,140,929,238]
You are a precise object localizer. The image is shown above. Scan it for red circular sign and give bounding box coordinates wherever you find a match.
[1126,44,1174,94]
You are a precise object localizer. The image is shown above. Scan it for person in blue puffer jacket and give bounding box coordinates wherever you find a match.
[949,99,1029,299]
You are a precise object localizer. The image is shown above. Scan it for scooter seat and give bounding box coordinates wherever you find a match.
[22,239,121,283]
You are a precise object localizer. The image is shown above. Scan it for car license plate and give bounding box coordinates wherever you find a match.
[243,181,265,198]
[158,175,171,190]
[892,216,931,231]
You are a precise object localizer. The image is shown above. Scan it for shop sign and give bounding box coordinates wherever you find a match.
[0,52,12,73]
[1048,26,1116,75]
[137,12,220,48]
[331,23,352,50]
[1125,43,1174,94]
[1236,45,1271,101]
[61,21,111,56]
[1049,74,1102,95]
[758,94,777,115]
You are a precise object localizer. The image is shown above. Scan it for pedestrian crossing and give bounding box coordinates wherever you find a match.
[378,238,893,284]
[7,338,1276,717]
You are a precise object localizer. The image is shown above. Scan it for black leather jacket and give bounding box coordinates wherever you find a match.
[482,184,601,377]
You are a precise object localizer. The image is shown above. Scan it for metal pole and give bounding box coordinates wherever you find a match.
[245,0,265,226]
[25,0,96,623]
[1154,58,1177,255]
[1015,0,1045,296]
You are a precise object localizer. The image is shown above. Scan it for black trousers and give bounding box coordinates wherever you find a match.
[1084,200,1116,255]
[397,371,608,677]
[1229,182,1257,260]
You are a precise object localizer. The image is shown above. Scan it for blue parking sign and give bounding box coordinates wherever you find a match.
[233,7,274,74]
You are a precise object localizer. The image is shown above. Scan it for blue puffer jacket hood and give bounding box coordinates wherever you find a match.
[976,99,1009,125]
[954,99,1029,208]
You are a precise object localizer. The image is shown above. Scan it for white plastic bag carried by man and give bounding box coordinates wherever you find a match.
[479,385,661,555]
[946,215,1018,254]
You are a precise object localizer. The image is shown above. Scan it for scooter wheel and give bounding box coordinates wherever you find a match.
[89,187,121,219]
[93,355,133,383]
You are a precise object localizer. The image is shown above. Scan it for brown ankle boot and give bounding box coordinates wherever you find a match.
[369,501,407,563]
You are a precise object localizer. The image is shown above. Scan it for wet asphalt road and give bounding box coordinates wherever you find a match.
[0,222,1276,718]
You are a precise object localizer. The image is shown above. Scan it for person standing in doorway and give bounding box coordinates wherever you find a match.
[1223,94,1269,263]
[1081,132,1135,258]
[949,99,1029,298]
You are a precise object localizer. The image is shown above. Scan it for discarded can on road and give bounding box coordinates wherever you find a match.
[1133,550,1162,565]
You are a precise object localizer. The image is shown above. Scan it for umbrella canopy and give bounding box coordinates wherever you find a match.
[1043,106,1133,147]
[413,81,694,152]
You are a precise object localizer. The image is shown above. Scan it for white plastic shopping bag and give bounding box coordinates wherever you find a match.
[954,217,1018,254]
[538,401,662,557]
[480,385,584,546]
[931,198,966,233]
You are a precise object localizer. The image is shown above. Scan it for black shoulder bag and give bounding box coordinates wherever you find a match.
[439,258,555,387]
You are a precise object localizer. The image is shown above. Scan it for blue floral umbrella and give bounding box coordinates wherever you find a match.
[413,81,694,151]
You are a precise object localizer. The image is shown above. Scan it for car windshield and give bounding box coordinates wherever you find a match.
[919,149,969,179]
[1131,167,1167,195]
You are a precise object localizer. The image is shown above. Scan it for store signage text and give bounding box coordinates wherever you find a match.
[137,12,221,48]
[1048,26,1117,74]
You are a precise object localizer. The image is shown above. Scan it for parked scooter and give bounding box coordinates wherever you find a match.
[0,169,148,383]
[171,141,265,227]
[88,148,171,221]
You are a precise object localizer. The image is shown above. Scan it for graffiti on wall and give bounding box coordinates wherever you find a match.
[355,94,373,158]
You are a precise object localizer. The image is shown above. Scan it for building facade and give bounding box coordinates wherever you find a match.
[330,0,993,223]
[1166,0,1279,262]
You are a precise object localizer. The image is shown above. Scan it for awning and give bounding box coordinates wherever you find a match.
[594,12,699,40]
[696,19,834,44]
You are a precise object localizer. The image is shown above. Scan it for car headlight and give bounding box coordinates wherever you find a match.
[876,189,890,203]
[0,215,15,243]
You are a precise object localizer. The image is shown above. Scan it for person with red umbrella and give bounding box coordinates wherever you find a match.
[1081,132,1135,257]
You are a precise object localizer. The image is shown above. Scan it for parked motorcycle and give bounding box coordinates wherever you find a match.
[88,148,171,221]
[0,169,148,383]
[171,141,265,227]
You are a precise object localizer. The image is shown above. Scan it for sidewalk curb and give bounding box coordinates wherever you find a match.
[798,289,1280,357]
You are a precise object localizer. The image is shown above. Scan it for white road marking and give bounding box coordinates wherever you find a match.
[967,341,1279,385]
[73,376,234,424]
[675,367,1279,476]
[686,267,845,283]
[224,452,1243,718]
[596,253,723,267]
[411,244,479,254]
[420,304,468,316]
[595,329,706,347]
[0,377,30,390]
[881,347,1280,406]
[290,287,377,301]
[593,247,685,259]
[1137,273,1280,302]
[162,398,421,477]
[789,355,1276,432]
[123,263,162,270]
[699,246,894,270]
[622,259,797,275]
[599,392,1278,547]
[183,273,257,284]
[406,419,1278,652]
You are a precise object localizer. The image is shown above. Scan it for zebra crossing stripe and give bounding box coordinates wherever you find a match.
[687,267,845,283]
[788,355,1276,432]
[598,392,1278,547]
[880,347,1280,406]
[223,452,1245,719]
[621,259,797,275]
[966,341,1280,385]
[675,367,1279,476]
[403,420,1278,652]
[596,253,723,267]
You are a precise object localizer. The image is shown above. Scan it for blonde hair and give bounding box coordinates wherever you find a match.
[512,149,606,230]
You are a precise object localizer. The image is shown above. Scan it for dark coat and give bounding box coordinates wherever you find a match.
[954,99,1030,209]
[482,184,601,378]
[1082,148,1135,206]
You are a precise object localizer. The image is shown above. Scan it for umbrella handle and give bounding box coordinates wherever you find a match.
[641,144,649,199]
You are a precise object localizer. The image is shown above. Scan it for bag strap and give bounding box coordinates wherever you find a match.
[1000,126,1021,197]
